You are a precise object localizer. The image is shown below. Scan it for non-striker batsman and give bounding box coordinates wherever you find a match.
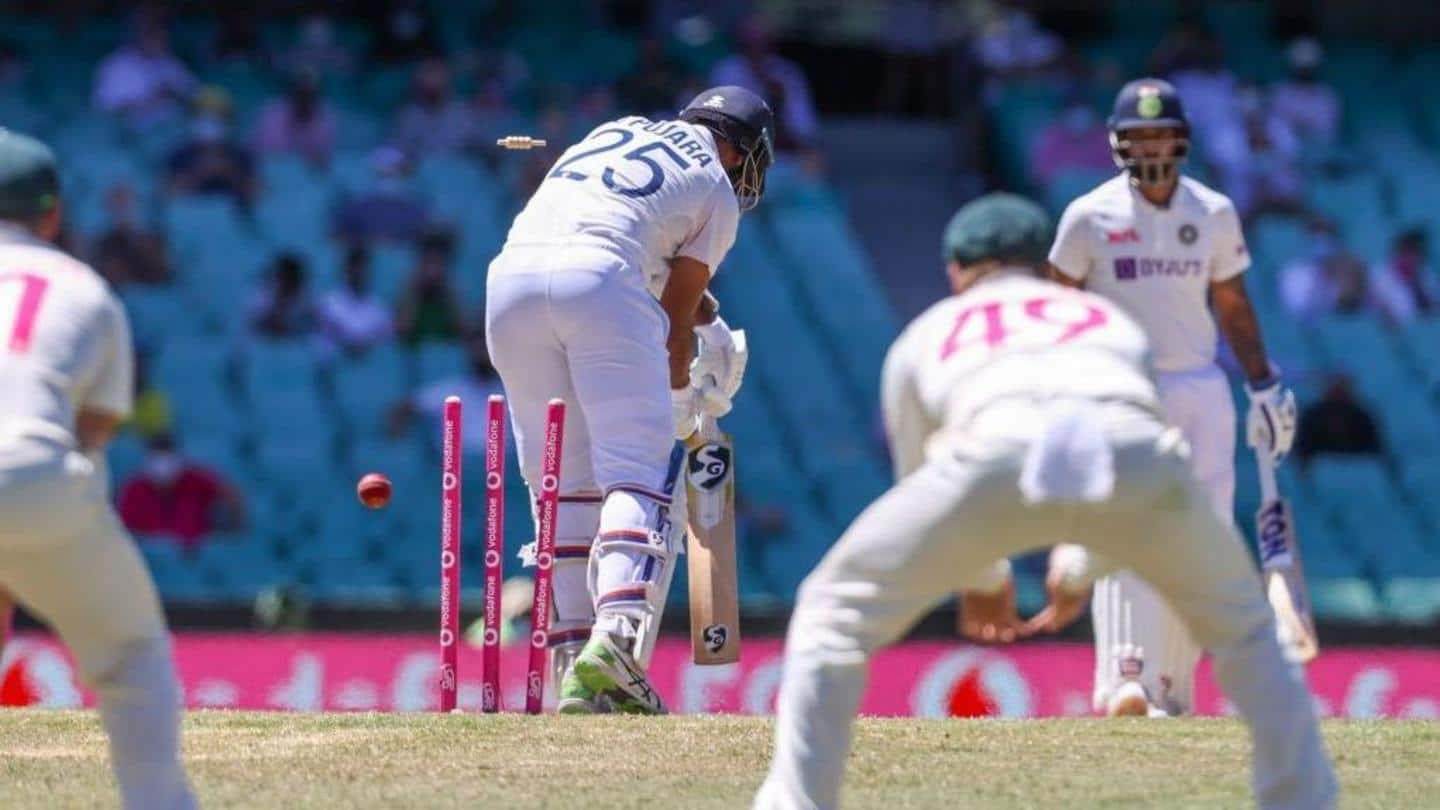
[1047,78,1298,716]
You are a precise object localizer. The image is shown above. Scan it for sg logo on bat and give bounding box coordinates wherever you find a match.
[688,444,731,492]
[703,624,730,654]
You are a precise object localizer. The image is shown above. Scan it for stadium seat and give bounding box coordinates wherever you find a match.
[242,339,320,396]
[167,377,250,443]
[416,341,466,383]
[1308,578,1384,623]
[252,385,331,442]
[151,336,232,393]
[1381,578,1440,624]
[331,347,411,436]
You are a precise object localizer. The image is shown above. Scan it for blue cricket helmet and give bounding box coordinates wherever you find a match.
[1107,78,1190,187]
[679,85,775,211]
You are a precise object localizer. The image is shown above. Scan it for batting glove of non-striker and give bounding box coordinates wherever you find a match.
[1245,378,1298,462]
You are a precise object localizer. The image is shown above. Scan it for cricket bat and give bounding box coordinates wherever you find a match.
[685,414,741,664]
[1254,451,1319,664]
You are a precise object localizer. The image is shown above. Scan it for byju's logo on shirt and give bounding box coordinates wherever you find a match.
[1113,257,1205,281]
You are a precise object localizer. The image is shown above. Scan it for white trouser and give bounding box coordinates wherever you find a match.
[754,409,1335,810]
[486,246,683,652]
[1091,363,1237,714]
[0,446,196,810]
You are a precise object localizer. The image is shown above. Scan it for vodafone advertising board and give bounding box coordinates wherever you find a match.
[2,634,1435,718]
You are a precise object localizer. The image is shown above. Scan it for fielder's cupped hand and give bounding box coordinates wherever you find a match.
[1021,572,1090,637]
[959,579,1025,644]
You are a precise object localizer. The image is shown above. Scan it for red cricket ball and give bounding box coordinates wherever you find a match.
[357,473,393,509]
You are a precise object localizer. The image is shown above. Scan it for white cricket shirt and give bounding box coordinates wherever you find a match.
[500,116,741,298]
[0,225,133,461]
[1048,174,1250,373]
[882,272,1159,478]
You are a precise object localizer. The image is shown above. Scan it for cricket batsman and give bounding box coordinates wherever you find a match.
[485,87,769,713]
[1047,78,1297,716]
[753,193,1336,810]
[0,129,197,808]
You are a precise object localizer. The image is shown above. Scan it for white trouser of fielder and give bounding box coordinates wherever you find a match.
[753,403,1335,810]
[486,245,685,650]
[0,442,197,810]
[1091,363,1236,714]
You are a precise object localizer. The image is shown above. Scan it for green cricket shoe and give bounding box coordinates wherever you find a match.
[570,632,667,715]
[556,671,605,714]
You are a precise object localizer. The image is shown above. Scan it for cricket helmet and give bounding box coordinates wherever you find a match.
[679,85,775,212]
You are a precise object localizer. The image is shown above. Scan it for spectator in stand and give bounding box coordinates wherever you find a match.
[249,253,318,338]
[0,37,29,93]
[1271,38,1341,148]
[282,13,356,77]
[617,35,689,119]
[211,2,262,64]
[711,18,820,153]
[1371,228,1440,325]
[118,434,246,553]
[318,245,394,357]
[1294,375,1382,464]
[393,59,476,156]
[1150,16,1235,145]
[127,354,172,442]
[332,145,429,243]
[92,12,197,128]
[1208,83,1303,220]
[878,0,957,117]
[1280,219,1369,323]
[395,230,465,345]
[1028,98,1112,189]
[466,71,529,159]
[166,87,257,207]
[388,330,501,454]
[91,183,171,287]
[370,0,442,65]
[253,67,337,167]
[971,2,1064,85]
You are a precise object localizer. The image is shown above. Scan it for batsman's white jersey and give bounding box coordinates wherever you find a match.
[755,270,1336,810]
[1050,173,1250,714]
[486,115,740,664]
[0,225,195,809]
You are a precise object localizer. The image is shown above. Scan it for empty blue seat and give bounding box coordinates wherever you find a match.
[152,335,232,392]
[416,341,466,384]
[243,339,320,396]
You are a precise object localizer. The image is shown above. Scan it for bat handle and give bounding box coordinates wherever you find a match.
[1254,449,1279,503]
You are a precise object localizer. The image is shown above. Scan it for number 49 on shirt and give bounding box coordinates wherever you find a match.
[940,296,1109,361]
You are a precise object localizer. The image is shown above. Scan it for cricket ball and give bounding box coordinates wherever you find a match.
[357,473,393,509]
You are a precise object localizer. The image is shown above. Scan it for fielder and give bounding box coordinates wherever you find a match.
[753,193,1336,810]
[1047,78,1297,716]
[485,87,770,714]
[0,130,196,809]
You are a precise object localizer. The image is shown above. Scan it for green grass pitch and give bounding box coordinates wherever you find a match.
[2,712,1437,808]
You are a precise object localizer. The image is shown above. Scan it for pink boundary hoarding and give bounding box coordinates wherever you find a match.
[2,634,1436,718]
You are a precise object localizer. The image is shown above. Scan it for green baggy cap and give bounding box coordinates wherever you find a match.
[0,129,59,220]
[942,192,1052,267]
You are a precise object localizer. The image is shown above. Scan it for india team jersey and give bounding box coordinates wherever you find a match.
[0,226,133,460]
[882,273,1158,475]
[501,116,740,297]
[1048,174,1250,372]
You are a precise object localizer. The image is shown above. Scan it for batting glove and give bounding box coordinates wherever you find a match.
[1245,378,1298,463]
[671,386,700,440]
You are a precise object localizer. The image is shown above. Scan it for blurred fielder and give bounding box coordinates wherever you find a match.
[485,86,770,713]
[0,130,196,809]
[1047,78,1297,716]
[753,193,1336,810]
